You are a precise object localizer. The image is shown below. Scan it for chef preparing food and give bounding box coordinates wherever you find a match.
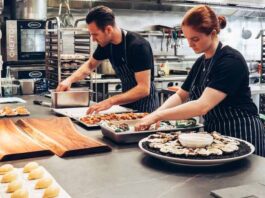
[56,6,158,113]
[135,5,265,157]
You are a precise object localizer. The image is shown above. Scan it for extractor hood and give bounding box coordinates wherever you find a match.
[47,0,265,18]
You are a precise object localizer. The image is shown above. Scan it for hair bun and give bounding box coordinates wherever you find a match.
[218,16,226,29]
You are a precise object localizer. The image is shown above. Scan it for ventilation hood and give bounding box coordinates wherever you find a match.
[47,0,265,18]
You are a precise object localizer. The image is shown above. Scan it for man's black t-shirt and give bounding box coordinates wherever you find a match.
[181,45,258,116]
[93,31,154,81]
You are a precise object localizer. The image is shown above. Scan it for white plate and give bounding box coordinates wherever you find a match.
[138,137,255,166]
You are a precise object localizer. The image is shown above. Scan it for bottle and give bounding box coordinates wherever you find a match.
[4,66,13,97]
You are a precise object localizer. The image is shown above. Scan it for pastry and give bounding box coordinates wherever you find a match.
[0,164,14,175]
[43,185,60,198]
[1,171,18,183]
[28,167,44,180]
[23,162,39,173]
[15,106,30,115]
[35,177,53,189]
[6,180,23,193]
[11,189,29,198]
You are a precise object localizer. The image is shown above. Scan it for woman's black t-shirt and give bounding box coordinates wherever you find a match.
[181,45,258,116]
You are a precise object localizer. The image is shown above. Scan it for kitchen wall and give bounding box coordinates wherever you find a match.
[48,7,265,63]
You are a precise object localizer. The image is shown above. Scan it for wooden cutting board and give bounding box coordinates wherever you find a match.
[0,119,52,161]
[17,117,111,157]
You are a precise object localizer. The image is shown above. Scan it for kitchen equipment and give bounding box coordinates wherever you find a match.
[0,119,51,161]
[33,100,52,107]
[242,27,252,39]
[16,0,47,20]
[52,105,134,129]
[19,79,35,95]
[50,88,91,108]
[62,0,74,27]
[17,117,111,157]
[100,120,203,143]
[4,20,45,62]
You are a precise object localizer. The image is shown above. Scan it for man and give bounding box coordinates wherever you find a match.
[56,6,158,113]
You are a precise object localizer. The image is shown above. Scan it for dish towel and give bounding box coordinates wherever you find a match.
[211,182,265,198]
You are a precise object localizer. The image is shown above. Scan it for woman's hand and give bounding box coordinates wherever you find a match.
[135,113,160,131]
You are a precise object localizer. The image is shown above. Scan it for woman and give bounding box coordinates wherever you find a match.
[136,5,265,156]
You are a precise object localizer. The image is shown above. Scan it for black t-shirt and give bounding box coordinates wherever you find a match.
[182,45,258,116]
[93,31,155,81]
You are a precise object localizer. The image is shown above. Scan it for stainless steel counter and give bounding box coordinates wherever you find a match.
[1,95,265,198]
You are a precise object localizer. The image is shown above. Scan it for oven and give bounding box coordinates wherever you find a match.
[4,19,45,62]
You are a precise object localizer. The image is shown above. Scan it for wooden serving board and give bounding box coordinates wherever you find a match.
[17,117,111,157]
[0,119,52,161]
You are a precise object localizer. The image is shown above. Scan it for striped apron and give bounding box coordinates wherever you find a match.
[110,30,158,113]
[189,43,265,157]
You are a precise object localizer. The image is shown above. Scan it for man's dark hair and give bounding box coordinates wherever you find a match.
[86,6,115,31]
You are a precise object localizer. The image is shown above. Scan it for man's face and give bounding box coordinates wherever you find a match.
[88,22,112,47]
[182,25,214,54]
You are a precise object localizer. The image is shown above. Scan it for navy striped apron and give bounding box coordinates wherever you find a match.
[110,30,158,113]
[189,43,265,157]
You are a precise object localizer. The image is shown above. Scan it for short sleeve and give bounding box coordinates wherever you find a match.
[93,45,109,61]
[130,44,153,72]
[207,57,247,95]
[181,58,202,92]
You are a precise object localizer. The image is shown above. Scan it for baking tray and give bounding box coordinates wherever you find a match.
[100,120,204,143]
[52,105,134,128]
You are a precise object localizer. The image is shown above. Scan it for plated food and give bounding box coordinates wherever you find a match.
[0,106,30,117]
[0,161,71,198]
[139,131,254,163]
[80,112,148,126]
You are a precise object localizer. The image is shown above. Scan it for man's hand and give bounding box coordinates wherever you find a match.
[86,98,113,114]
[56,79,72,92]
[135,113,160,131]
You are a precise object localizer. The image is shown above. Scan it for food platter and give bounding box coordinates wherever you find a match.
[138,132,255,166]
[0,106,30,118]
[100,120,204,143]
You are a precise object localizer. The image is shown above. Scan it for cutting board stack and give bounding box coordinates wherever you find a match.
[0,117,111,161]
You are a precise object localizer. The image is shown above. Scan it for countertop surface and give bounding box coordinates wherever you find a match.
[1,95,265,198]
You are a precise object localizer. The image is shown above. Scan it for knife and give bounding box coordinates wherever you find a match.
[33,100,52,107]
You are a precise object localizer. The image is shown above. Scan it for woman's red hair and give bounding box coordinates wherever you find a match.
[182,5,226,35]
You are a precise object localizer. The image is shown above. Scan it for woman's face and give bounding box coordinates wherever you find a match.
[182,25,214,54]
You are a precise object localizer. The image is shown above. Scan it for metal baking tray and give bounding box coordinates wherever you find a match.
[100,120,204,144]
[50,88,91,108]
[52,105,134,128]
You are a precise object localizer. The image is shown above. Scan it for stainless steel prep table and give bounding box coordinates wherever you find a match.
[1,95,265,198]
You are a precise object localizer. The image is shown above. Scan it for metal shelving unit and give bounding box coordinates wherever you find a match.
[45,17,92,89]
[260,30,265,113]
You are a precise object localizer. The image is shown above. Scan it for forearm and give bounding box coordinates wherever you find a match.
[108,85,149,106]
[155,93,183,112]
[155,100,207,121]
[67,60,94,83]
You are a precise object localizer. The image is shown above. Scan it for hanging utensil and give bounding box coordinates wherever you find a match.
[241,18,252,40]
[58,0,65,27]
[63,0,74,27]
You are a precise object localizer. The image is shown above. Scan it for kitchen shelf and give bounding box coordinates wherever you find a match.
[45,17,92,89]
